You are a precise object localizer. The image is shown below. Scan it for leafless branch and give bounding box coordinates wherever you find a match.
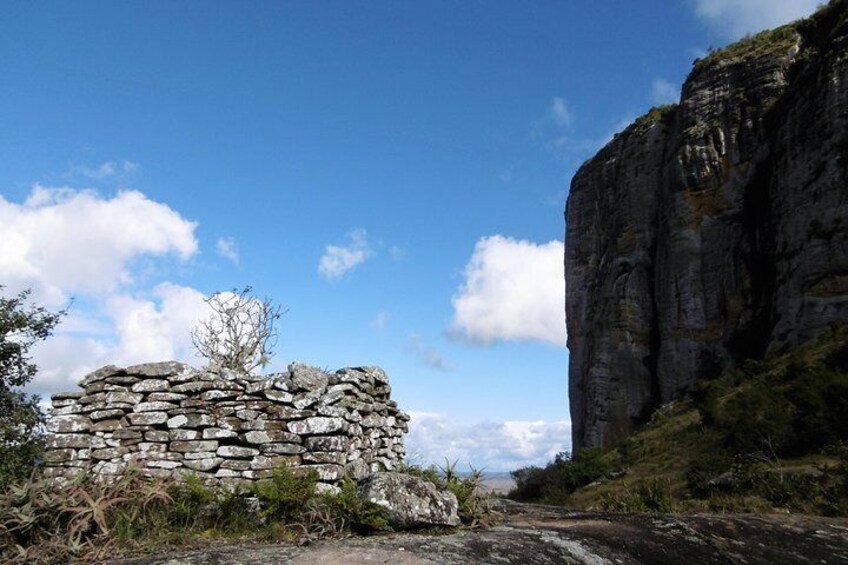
[191,286,285,373]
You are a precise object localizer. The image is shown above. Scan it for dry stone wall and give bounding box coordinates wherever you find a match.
[44,361,408,491]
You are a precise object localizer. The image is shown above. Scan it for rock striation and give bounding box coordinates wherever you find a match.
[44,361,409,490]
[566,4,848,450]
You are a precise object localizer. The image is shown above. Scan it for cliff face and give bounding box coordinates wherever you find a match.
[566,4,848,450]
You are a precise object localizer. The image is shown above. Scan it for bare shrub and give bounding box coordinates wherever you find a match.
[191,286,284,373]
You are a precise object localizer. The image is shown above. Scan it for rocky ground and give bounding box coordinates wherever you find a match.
[117,500,848,564]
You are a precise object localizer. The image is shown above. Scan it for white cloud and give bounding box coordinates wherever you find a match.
[66,160,139,180]
[451,235,566,347]
[106,283,209,366]
[693,0,819,40]
[317,229,373,280]
[0,186,198,305]
[651,78,679,105]
[406,411,571,471]
[215,236,239,264]
[549,97,572,127]
[0,185,207,400]
[371,311,390,332]
[29,283,210,396]
[533,97,575,157]
[407,333,451,372]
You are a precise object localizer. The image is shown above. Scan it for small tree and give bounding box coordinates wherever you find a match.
[191,286,284,373]
[0,287,65,485]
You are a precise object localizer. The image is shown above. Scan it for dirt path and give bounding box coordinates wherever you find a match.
[117,500,848,564]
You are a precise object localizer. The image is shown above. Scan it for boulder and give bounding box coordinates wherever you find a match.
[358,472,459,528]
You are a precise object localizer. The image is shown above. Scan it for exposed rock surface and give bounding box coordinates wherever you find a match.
[44,362,409,489]
[566,4,848,449]
[115,500,848,564]
[359,472,460,528]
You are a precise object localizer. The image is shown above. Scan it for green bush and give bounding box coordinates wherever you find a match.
[508,448,613,504]
[691,331,848,459]
[251,466,317,524]
[0,287,65,487]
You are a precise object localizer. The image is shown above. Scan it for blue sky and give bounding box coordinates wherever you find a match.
[1,0,819,471]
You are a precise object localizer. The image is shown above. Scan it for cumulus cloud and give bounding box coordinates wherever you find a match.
[29,283,210,395]
[216,236,239,264]
[0,186,198,305]
[318,229,373,280]
[651,78,679,105]
[106,283,209,366]
[406,412,571,471]
[693,0,819,40]
[451,235,566,347]
[0,185,207,399]
[407,333,451,372]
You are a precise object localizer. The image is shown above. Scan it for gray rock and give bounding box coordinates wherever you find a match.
[134,401,178,413]
[167,413,214,428]
[263,389,294,403]
[287,417,347,435]
[46,415,91,433]
[217,445,260,458]
[260,443,306,455]
[147,392,187,402]
[131,379,171,393]
[249,455,300,470]
[79,365,127,386]
[566,21,848,450]
[301,463,344,482]
[303,451,346,465]
[184,458,224,472]
[202,427,238,440]
[90,408,126,421]
[289,363,329,392]
[358,472,460,528]
[127,412,169,426]
[126,361,189,378]
[46,434,91,449]
[171,440,219,453]
[51,391,85,401]
[305,435,350,452]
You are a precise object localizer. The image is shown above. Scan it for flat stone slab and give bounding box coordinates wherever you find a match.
[113,501,848,564]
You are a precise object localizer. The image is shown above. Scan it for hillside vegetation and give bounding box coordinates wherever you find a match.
[509,329,848,515]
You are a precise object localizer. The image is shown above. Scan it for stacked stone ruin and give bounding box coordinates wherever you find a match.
[44,361,409,491]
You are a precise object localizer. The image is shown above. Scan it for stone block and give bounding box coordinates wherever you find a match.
[171,440,219,453]
[127,412,168,426]
[131,379,171,393]
[287,417,347,435]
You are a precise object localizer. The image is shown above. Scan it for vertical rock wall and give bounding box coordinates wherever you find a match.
[566,5,848,450]
[44,361,408,490]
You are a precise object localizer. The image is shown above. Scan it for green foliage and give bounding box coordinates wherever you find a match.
[693,23,800,73]
[692,331,848,460]
[634,104,677,129]
[250,466,317,523]
[508,448,613,504]
[0,287,65,487]
[598,478,675,513]
[1,465,389,563]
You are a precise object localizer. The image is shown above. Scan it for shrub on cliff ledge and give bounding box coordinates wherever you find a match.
[191,286,284,373]
[0,287,64,485]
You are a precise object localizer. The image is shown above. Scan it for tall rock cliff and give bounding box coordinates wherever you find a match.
[566,3,848,450]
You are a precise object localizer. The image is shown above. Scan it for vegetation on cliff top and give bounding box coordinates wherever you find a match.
[509,329,848,515]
